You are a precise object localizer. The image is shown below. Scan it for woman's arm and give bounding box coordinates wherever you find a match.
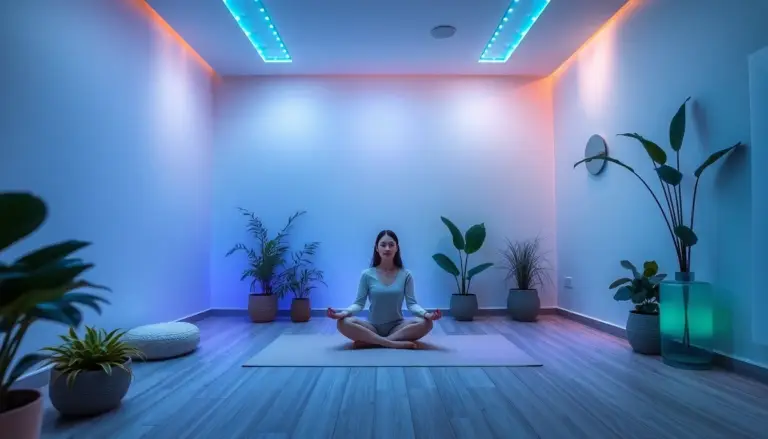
[404,272,427,317]
[343,271,369,315]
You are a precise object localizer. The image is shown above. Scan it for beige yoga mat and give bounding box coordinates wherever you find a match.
[243,334,542,367]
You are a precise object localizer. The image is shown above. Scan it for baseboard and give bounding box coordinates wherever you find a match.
[207,306,559,318]
[13,307,215,390]
[556,307,768,385]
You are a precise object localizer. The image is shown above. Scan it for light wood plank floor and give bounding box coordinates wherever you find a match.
[40,315,768,439]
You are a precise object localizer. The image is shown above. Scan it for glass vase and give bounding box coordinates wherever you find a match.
[659,272,714,369]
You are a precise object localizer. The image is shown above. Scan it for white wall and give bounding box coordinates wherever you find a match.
[211,76,557,312]
[750,45,768,345]
[0,0,214,360]
[553,0,768,365]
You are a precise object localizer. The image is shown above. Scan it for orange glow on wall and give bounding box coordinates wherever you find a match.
[130,0,216,77]
[548,0,643,80]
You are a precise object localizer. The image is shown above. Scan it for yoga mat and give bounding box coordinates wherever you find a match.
[243,334,542,367]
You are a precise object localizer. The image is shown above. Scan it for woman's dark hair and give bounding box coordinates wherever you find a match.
[370,230,403,268]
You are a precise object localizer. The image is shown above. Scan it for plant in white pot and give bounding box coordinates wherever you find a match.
[42,326,144,417]
[281,242,325,323]
[226,209,305,323]
[0,192,109,439]
[609,260,666,355]
[432,217,493,321]
[499,236,551,322]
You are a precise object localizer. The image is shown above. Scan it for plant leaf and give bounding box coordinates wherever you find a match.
[618,133,668,164]
[14,240,91,270]
[464,224,487,254]
[656,165,683,186]
[642,261,658,277]
[620,260,636,272]
[467,263,493,279]
[574,154,635,173]
[609,277,631,289]
[674,225,698,247]
[440,217,465,250]
[648,274,667,285]
[7,353,49,386]
[432,253,460,276]
[669,97,690,151]
[613,286,632,301]
[694,142,742,178]
[0,192,47,253]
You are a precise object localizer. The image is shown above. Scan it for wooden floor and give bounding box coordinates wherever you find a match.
[40,315,768,439]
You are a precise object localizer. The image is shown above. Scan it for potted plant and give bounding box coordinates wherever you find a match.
[575,97,743,367]
[432,217,493,321]
[0,192,109,439]
[499,236,551,322]
[282,242,326,323]
[226,209,305,323]
[609,260,666,355]
[42,326,143,417]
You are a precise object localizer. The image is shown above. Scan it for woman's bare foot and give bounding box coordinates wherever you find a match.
[352,340,375,349]
[388,340,417,349]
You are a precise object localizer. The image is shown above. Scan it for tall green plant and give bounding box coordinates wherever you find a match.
[281,242,326,299]
[226,209,305,296]
[0,192,109,412]
[574,97,743,273]
[432,217,493,295]
[499,236,551,290]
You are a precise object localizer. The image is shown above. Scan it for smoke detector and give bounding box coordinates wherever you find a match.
[430,25,456,39]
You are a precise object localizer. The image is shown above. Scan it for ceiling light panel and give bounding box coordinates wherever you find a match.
[479,0,551,63]
[222,0,291,63]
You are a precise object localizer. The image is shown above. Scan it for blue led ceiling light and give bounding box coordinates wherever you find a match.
[222,0,291,63]
[479,0,551,63]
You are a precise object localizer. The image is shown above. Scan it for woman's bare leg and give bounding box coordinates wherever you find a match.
[337,317,414,349]
[387,317,433,342]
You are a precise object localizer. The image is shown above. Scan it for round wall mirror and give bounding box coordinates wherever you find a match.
[584,134,609,175]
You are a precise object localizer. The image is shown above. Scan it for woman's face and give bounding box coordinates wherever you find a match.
[376,234,398,260]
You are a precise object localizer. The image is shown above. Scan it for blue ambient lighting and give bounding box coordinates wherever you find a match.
[478,0,551,63]
[222,0,291,63]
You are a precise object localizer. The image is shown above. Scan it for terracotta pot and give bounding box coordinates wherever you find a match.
[49,358,132,417]
[290,298,311,322]
[248,293,278,323]
[0,389,43,439]
[450,294,478,321]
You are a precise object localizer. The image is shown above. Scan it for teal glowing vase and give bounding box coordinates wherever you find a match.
[659,272,714,369]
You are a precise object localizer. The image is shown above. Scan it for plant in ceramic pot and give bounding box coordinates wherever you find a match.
[281,242,325,323]
[610,260,666,355]
[0,192,109,439]
[499,236,551,322]
[575,97,744,368]
[226,209,305,323]
[42,326,143,417]
[432,217,493,321]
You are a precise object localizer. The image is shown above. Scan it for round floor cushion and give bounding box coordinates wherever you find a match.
[123,322,200,360]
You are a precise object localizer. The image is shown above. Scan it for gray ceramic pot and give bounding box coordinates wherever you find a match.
[507,289,540,322]
[49,358,132,417]
[450,294,478,321]
[626,312,661,355]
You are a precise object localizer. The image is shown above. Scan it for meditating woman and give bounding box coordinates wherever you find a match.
[327,230,442,349]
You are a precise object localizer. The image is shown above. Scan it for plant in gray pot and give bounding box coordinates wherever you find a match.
[609,260,666,355]
[281,241,326,323]
[499,236,551,322]
[432,217,493,321]
[42,326,144,417]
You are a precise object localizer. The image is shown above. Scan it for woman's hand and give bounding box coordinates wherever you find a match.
[424,309,443,321]
[326,307,349,320]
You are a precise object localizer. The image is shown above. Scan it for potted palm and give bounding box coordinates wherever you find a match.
[499,236,551,322]
[226,209,305,323]
[282,242,326,322]
[432,217,493,321]
[42,326,143,416]
[0,192,109,439]
[609,260,666,355]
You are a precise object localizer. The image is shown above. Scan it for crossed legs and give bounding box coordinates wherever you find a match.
[337,317,433,349]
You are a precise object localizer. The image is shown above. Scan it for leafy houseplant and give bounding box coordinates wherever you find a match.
[226,209,306,323]
[574,97,743,355]
[609,260,667,355]
[282,242,326,323]
[42,327,143,416]
[432,217,493,321]
[0,192,109,438]
[499,236,551,322]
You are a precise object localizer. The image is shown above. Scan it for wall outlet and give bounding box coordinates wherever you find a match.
[564,276,573,289]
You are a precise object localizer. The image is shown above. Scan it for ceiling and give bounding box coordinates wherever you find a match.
[146,0,628,76]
